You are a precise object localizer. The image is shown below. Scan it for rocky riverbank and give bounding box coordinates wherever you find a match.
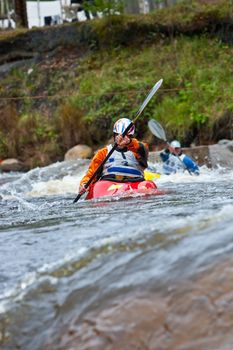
[1,139,233,173]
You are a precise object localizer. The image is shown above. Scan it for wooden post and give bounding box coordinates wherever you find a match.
[14,0,28,27]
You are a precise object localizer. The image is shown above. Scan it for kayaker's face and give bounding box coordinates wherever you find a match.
[174,147,182,156]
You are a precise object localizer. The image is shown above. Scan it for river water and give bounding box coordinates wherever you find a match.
[0,159,233,350]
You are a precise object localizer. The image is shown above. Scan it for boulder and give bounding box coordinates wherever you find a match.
[64,144,93,160]
[0,158,25,172]
[218,139,232,145]
[208,143,233,168]
[227,142,233,153]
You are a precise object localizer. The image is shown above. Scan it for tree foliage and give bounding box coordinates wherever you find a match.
[84,0,124,16]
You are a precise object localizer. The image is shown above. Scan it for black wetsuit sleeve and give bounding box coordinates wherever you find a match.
[137,142,148,168]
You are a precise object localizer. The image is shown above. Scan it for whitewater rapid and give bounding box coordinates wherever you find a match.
[0,159,233,350]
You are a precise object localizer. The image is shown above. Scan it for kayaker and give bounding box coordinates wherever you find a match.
[160,140,200,175]
[79,118,149,194]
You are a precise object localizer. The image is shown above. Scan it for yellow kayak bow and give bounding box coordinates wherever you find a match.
[144,170,161,181]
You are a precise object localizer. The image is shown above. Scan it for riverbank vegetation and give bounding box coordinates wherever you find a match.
[0,0,232,168]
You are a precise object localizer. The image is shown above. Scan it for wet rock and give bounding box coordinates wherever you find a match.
[64,144,93,160]
[225,142,233,153]
[56,259,233,350]
[208,143,233,168]
[218,139,232,146]
[217,140,233,152]
[0,158,26,172]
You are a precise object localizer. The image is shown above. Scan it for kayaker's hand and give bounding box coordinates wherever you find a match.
[115,134,131,148]
[79,183,87,194]
[168,145,176,154]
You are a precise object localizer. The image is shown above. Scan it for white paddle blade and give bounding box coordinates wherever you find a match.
[148,119,167,142]
[136,79,163,119]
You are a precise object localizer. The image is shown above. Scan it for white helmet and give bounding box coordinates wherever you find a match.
[170,140,181,148]
[113,118,135,135]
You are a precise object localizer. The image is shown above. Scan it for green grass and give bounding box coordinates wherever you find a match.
[64,35,233,142]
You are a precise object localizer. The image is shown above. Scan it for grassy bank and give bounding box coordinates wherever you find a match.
[0,0,233,168]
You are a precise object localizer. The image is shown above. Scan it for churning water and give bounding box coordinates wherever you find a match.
[0,160,233,349]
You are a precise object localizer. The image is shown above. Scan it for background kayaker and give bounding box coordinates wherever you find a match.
[79,118,149,194]
[160,140,200,175]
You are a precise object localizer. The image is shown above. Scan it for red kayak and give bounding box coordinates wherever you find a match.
[86,180,163,200]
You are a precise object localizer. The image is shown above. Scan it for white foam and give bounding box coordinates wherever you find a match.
[28,174,84,196]
[155,164,233,184]
[1,159,233,199]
